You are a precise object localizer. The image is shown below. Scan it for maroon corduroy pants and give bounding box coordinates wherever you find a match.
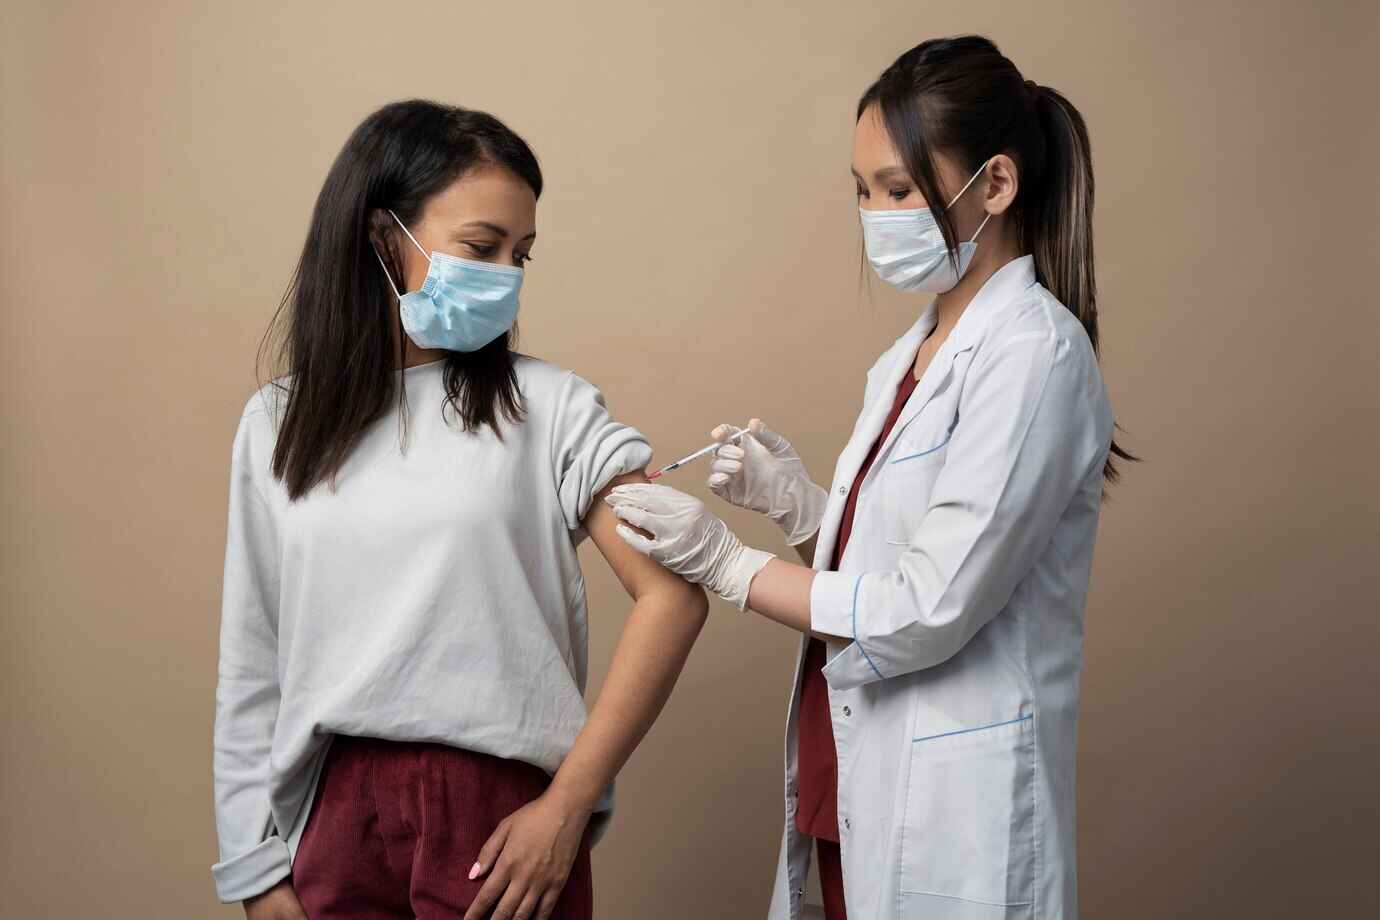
[291,735,593,919]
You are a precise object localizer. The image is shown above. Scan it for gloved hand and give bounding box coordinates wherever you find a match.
[707,419,827,546]
[605,483,775,610]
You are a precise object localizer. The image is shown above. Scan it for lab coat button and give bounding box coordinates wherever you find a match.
[837,485,846,495]
[843,705,852,717]
[844,818,851,831]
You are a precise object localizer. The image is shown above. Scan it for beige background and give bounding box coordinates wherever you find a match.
[2,0,1377,916]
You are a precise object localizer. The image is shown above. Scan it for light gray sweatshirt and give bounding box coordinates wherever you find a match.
[212,356,652,902]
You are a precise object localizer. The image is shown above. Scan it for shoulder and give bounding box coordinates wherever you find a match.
[513,355,623,442]
[512,353,570,390]
[513,354,582,403]
[235,379,289,440]
[866,321,922,381]
[862,320,925,404]
[514,354,616,407]
[227,380,289,486]
[975,285,1100,380]
[967,286,1112,435]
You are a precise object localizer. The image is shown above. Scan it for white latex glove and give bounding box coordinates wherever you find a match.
[605,483,775,610]
[707,419,828,546]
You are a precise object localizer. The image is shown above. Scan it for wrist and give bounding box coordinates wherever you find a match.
[776,479,827,545]
[544,772,601,817]
[720,542,775,611]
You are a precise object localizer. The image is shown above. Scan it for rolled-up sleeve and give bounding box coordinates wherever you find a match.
[211,412,289,902]
[812,332,1111,691]
[552,372,653,537]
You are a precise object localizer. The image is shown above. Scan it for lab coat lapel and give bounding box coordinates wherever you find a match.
[866,257,1041,472]
[811,308,936,571]
[867,335,962,472]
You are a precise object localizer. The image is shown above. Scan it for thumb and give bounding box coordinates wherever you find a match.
[749,419,791,457]
[470,817,512,880]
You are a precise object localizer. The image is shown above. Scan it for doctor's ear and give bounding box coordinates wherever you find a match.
[982,155,1019,216]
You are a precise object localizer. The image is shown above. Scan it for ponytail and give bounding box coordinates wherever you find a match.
[1029,85,1096,351]
[1029,84,1135,482]
[858,36,1136,486]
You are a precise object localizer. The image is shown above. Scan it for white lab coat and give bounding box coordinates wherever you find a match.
[767,257,1114,920]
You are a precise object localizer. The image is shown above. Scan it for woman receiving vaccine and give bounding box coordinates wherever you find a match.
[609,36,1131,920]
[212,100,707,920]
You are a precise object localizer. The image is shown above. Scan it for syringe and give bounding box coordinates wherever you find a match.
[647,427,747,480]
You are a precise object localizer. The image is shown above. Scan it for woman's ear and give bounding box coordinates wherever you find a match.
[984,154,1019,216]
[367,208,394,249]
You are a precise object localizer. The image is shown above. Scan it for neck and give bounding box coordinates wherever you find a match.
[931,222,1024,335]
[392,329,450,369]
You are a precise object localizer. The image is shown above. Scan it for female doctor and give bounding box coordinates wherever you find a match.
[607,36,1131,920]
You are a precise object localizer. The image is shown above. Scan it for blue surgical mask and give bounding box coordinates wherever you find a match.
[373,210,523,352]
[858,159,992,294]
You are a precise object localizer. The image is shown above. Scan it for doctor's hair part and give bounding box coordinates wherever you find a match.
[257,99,542,500]
[857,35,1136,484]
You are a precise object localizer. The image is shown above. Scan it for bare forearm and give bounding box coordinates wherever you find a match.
[745,557,843,641]
[547,587,707,811]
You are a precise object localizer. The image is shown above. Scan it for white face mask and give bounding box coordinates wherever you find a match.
[858,159,992,294]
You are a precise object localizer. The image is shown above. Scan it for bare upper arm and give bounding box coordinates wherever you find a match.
[584,471,706,606]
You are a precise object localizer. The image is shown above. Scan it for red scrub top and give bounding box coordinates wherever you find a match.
[794,359,920,841]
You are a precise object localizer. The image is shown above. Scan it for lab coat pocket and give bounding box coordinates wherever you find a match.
[882,435,950,546]
[898,715,1035,914]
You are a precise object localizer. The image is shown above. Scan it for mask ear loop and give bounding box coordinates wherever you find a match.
[372,245,404,299]
[969,211,993,244]
[946,158,995,244]
[388,209,432,261]
[373,209,430,298]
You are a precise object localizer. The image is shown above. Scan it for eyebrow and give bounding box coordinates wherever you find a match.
[852,165,911,183]
[455,221,537,241]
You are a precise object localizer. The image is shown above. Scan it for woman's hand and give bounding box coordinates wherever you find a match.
[605,483,774,610]
[708,419,827,545]
[464,788,592,920]
[243,880,308,920]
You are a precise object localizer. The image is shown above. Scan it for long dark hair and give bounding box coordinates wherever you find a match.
[858,36,1135,483]
[259,100,542,500]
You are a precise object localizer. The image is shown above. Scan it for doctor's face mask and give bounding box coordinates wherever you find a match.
[858,159,992,295]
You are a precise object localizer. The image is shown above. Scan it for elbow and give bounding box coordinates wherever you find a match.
[642,577,710,637]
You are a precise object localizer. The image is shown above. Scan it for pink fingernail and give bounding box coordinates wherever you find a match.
[468,862,482,880]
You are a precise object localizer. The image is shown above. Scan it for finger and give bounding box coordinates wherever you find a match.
[616,524,658,555]
[749,419,791,455]
[536,887,562,920]
[603,491,636,509]
[512,888,542,920]
[470,820,512,880]
[611,484,686,513]
[608,482,672,505]
[713,444,744,462]
[711,424,743,442]
[604,485,663,508]
[463,863,511,920]
[707,472,731,492]
[709,457,742,478]
[490,876,531,920]
[611,504,655,532]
